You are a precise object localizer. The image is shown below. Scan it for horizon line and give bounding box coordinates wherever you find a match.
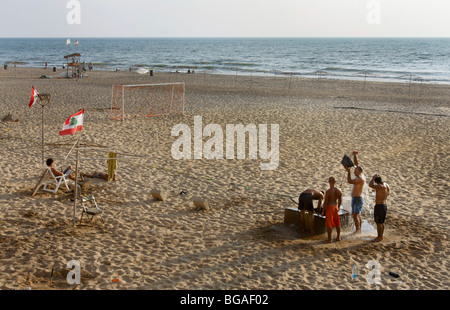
[1,36,449,39]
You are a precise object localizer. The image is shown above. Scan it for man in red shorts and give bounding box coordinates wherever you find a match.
[322,177,343,243]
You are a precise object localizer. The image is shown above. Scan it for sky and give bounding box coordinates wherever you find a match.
[0,0,449,38]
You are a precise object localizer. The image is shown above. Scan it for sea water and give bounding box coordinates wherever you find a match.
[1,37,449,84]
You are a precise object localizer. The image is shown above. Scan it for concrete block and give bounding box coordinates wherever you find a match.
[151,189,166,201]
[193,197,210,211]
[284,207,352,236]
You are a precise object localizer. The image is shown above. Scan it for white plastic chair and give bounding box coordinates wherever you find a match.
[42,167,71,194]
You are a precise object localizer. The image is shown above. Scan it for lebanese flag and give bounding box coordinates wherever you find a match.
[59,109,85,136]
[29,86,40,108]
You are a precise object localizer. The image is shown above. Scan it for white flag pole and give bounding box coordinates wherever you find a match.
[38,93,50,168]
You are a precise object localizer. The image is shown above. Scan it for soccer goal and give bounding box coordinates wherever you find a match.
[110,83,185,121]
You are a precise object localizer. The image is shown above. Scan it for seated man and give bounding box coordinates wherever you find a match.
[46,158,76,181]
[81,171,117,182]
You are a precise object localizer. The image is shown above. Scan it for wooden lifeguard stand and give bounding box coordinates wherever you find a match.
[64,53,82,78]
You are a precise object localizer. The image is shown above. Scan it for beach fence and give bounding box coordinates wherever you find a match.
[174,67,331,92]
[171,67,432,100]
[2,60,431,100]
[397,73,425,96]
[158,67,307,94]
[357,71,377,90]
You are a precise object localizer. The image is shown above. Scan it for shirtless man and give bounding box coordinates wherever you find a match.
[345,151,365,234]
[81,171,117,182]
[46,158,76,181]
[322,177,342,243]
[298,188,324,235]
[369,174,390,242]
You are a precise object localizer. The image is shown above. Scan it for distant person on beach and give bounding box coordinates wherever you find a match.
[81,171,117,182]
[369,174,390,242]
[322,177,342,243]
[46,158,76,181]
[345,151,365,234]
[298,188,324,235]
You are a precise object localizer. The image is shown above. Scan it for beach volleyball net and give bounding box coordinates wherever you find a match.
[110,83,185,121]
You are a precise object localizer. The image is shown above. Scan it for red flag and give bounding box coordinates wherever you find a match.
[29,86,40,108]
[59,109,85,136]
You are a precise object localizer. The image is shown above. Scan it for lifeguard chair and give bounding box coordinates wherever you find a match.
[64,53,82,78]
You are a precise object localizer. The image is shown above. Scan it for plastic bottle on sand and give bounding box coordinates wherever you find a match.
[352,264,357,280]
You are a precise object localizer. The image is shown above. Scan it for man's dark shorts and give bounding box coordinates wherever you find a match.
[374,204,387,224]
[298,193,314,212]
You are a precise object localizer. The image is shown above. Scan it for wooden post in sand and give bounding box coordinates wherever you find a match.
[73,136,81,226]
[39,94,51,167]
[288,73,292,94]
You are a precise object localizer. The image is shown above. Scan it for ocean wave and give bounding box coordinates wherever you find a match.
[223,62,256,67]
[323,67,341,71]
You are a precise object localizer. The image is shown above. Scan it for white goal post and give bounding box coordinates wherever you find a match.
[110,83,185,121]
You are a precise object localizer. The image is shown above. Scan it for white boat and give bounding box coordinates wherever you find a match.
[66,39,71,45]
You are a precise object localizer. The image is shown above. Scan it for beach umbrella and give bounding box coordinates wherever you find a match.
[8,61,27,78]
[9,61,27,66]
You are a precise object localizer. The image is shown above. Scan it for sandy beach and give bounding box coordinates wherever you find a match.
[0,67,449,290]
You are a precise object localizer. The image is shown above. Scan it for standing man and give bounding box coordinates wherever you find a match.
[369,174,390,242]
[298,188,324,236]
[345,151,365,234]
[322,177,342,243]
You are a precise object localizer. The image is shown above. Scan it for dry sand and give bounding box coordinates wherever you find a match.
[0,67,449,290]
